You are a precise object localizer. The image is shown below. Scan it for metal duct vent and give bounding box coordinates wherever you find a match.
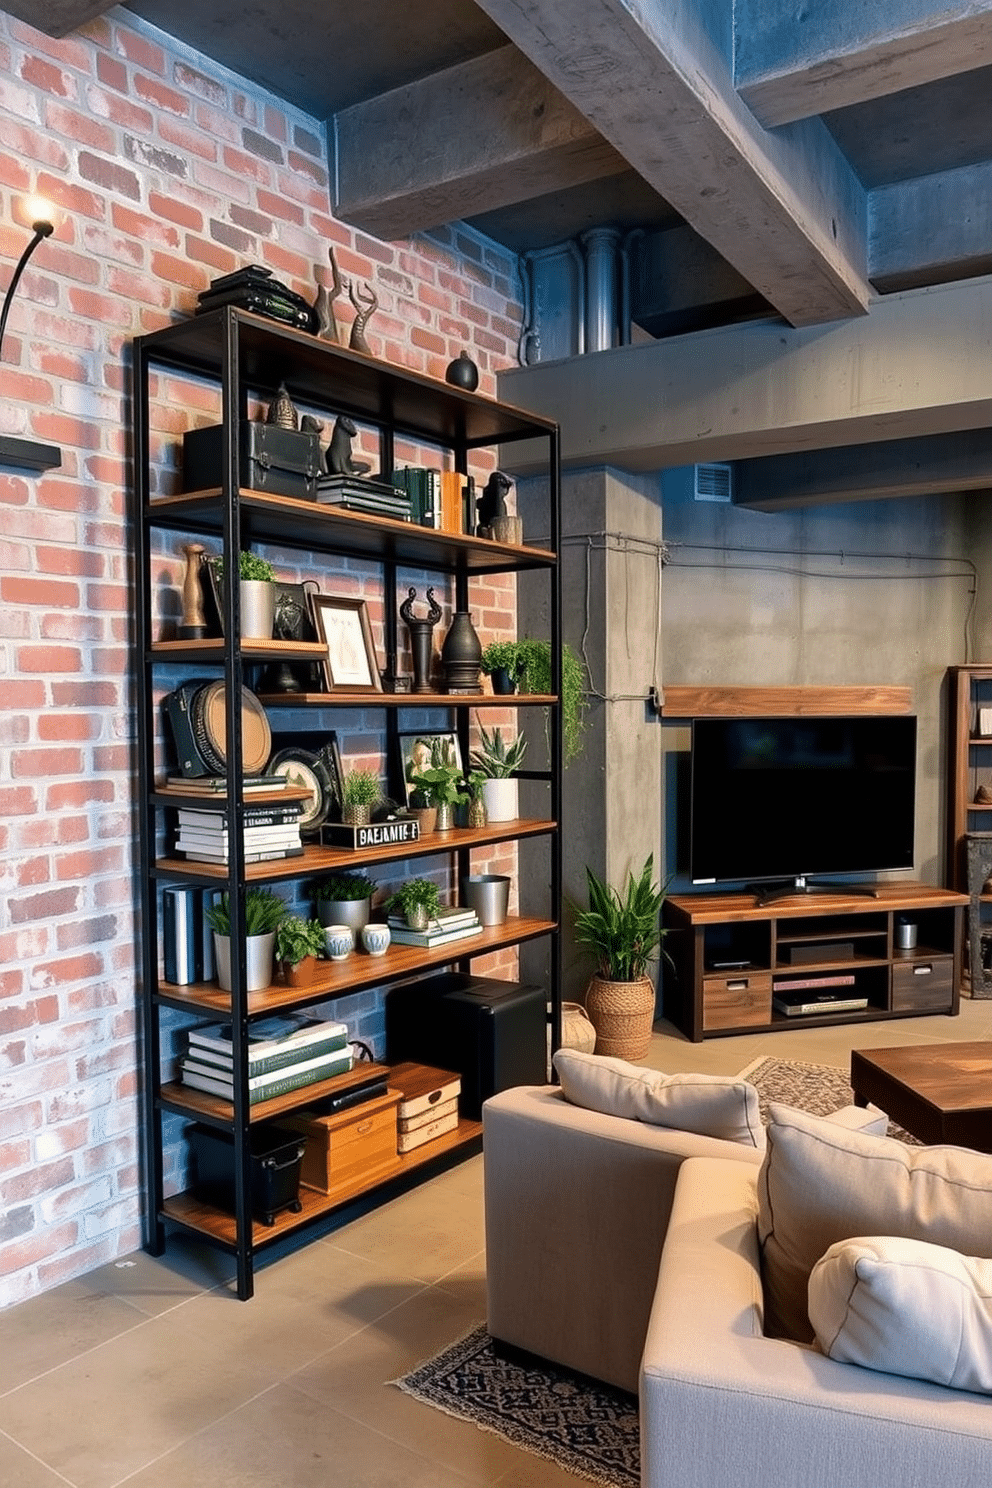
[694,462,732,502]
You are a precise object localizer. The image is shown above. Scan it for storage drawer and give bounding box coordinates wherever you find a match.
[282,1089,401,1197]
[891,956,954,1012]
[702,972,772,1031]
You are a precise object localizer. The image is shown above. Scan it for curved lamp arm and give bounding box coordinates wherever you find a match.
[0,219,54,362]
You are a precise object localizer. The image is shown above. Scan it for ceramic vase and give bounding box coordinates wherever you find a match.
[214,932,275,993]
[239,579,275,640]
[440,610,483,693]
[481,777,518,823]
[561,1002,597,1053]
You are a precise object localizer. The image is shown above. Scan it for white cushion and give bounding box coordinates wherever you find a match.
[809,1235,992,1394]
[759,1101,992,1342]
[551,1048,765,1149]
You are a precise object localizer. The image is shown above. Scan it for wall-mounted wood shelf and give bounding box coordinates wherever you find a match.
[660,685,913,718]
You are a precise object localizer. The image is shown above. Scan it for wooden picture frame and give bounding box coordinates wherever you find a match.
[397,731,463,805]
[308,594,382,693]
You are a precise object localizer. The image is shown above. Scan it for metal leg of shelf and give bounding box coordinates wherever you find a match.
[966,834,992,999]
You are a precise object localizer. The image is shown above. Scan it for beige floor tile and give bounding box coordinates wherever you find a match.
[0,1432,71,1487]
[322,1161,485,1283]
[79,1236,235,1316]
[0,1280,146,1395]
[124,1379,499,1488]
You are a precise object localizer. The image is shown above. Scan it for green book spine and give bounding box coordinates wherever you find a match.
[186,1032,348,1077]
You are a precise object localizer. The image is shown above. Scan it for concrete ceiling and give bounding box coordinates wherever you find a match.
[10,0,992,336]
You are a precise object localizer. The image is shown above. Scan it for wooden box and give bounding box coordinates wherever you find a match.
[283,1088,401,1197]
[891,956,954,1013]
[702,971,772,1032]
[388,1062,461,1152]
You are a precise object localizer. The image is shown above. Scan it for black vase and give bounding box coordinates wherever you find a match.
[445,350,479,391]
[441,610,483,693]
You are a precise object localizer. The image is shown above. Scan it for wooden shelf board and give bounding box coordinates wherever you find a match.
[154,784,313,807]
[159,1062,390,1124]
[151,638,327,661]
[155,914,556,1014]
[153,819,556,880]
[160,1116,483,1248]
[666,883,968,926]
[661,685,913,718]
[257,691,557,708]
[148,488,555,573]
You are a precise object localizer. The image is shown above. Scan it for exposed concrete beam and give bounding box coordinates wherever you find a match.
[497,275,992,475]
[334,44,628,240]
[869,162,992,293]
[736,0,992,127]
[473,0,870,328]
[733,427,992,511]
[2,0,113,36]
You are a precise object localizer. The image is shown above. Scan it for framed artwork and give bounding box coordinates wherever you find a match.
[308,594,382,693]
[397,731,463,805]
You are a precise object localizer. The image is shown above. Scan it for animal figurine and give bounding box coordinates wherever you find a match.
[476,471,511,537]
[326,414,371,477]
[312,246,345,343]
[348,280,378,355]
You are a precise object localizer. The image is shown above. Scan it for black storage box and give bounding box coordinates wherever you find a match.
[386,972,547,1120]
[186,1122,306,1226]
[182,421,323,499]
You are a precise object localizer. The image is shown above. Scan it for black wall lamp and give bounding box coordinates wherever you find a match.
[1,198,61,473]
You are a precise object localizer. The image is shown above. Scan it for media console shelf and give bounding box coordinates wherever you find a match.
[662,883,967,1042]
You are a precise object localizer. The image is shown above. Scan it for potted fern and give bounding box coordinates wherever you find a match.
[384,877,441,931]
[274,914,325,988]
[204,887,285,992]
[572,854,671,1062]
[469,723,526,823]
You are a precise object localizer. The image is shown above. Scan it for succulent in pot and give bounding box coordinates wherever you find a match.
[469,723,526,824]
[341,767,381,825]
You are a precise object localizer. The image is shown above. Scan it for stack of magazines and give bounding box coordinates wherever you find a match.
[178,1014,352,1104]
[386,904,483,948]
[173,799,304,864]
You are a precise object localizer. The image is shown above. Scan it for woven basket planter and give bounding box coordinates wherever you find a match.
[583,974,656,1061]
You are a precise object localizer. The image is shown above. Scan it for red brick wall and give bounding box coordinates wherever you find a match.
[0,10,525,1307]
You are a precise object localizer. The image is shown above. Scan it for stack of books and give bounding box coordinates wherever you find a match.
[174,799,304,864]
[178,1014,352,1104]
[771,973,867,1017]
[392,467,474,532]
[162,775,289,797]
[386,904,483,948]
[315,473,412,520]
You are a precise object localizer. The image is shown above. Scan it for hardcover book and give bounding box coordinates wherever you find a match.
[188,1015,348,1058]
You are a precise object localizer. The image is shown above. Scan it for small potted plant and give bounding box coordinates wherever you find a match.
[572,854,672,1062]
[407,754,469,832]
[469,723,527,823]
[204,886,285,992]
[463,770,487,829]
[480,640,525,695]
[209,550,276,640]
[341,767,381,826]
[312,872,378,935]
[274,914,325,988]
[385,877,442,931]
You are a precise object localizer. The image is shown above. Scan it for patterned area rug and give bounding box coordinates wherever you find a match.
[393,1326,639,1487]
[739,1054,919,1142]
[394,1057,916,1486]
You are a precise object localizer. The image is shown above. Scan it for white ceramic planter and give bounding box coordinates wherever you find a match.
[481,777,518,823]
[213,931,275,992]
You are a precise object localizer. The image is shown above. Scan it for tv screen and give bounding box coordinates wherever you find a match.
[689,714,917,889]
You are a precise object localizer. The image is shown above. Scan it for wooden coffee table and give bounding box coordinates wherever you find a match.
[851,1043,992,1151]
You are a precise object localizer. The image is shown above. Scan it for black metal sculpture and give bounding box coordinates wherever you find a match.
[476,471,511,537]
[326,414,372,477]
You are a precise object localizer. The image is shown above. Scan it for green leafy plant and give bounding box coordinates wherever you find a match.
[275,915,325,967]
[313,873,377,903]
[342,768,381,807]
[210,551,276,582]
[469,723,527,779]
[571,854,672,982]
[204,887,285,938]
[408,761,469,807]
[384,877,442,920]
[480,640,525,683]
[463,770,486,801]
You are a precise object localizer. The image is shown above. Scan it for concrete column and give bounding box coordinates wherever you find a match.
[516,466,665,1004]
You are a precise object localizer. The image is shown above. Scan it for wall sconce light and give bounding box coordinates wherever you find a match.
[0,197,61,472]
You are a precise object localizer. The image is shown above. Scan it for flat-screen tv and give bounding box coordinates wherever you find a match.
[689,714,917,897]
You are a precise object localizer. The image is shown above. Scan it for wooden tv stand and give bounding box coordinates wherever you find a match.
[662,882,967,1043]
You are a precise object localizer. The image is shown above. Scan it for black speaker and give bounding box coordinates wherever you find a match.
[386,972,547,1119]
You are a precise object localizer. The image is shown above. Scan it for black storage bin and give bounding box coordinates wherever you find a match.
[386,972,547,1120]
[186,1123,306,1226]
[182,421,323,499]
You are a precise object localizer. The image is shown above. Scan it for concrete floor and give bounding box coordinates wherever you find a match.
[1,1000,990,1488]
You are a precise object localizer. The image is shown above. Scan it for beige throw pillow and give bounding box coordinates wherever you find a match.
[759,1102,992,1342]
[552,1048,765,1148]
[809,1235,992,1394]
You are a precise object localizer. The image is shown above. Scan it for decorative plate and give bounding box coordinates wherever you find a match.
[265,746,335,834]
